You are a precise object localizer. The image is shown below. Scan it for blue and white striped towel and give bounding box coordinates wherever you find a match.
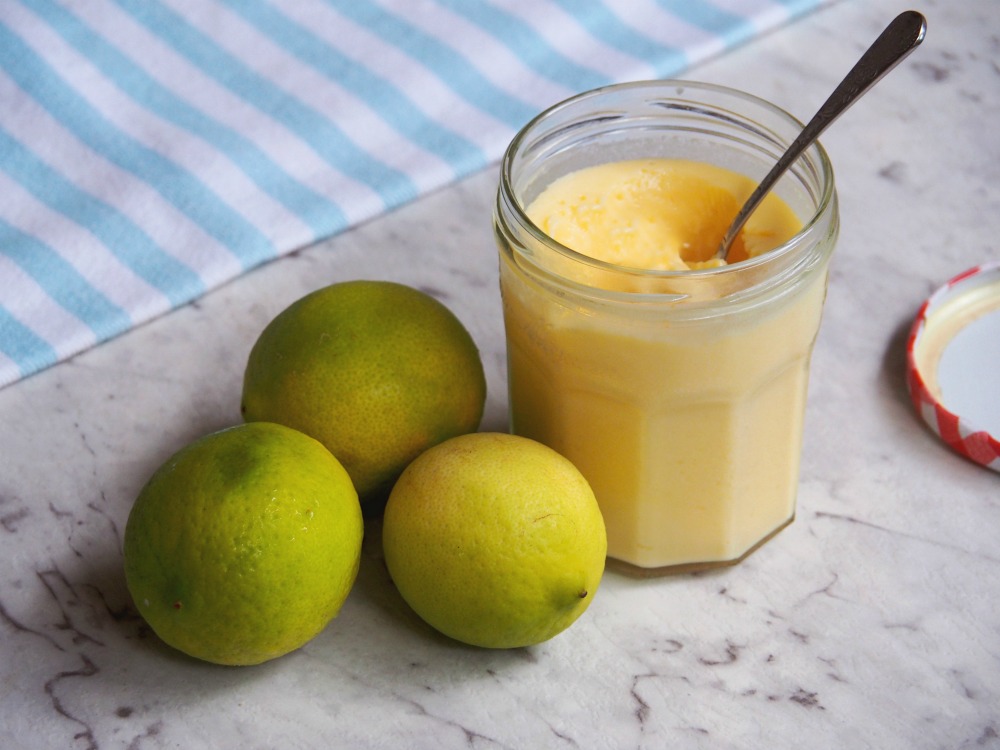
[0,0,835,389]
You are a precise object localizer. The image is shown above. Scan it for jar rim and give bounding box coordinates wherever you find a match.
[498,79,837,288]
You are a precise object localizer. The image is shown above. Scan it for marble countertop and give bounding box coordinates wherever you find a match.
[3,1,998,748]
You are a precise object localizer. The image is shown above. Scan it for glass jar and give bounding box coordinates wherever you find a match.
[494,80,839,575]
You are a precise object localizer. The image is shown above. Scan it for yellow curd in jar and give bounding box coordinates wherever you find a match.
[501,158,827,572]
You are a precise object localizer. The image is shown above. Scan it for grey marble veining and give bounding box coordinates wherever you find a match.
[2,0,999,748]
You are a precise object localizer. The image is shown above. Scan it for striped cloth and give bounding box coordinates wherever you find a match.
[0,0,834,389]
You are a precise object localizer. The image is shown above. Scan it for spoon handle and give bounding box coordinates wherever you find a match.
[718,10,927,260]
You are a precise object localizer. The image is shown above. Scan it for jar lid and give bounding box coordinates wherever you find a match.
[906,261,1000,472]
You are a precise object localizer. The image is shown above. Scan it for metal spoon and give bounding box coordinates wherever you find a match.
[716,10,927,262]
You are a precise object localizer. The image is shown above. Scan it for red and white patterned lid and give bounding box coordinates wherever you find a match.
[906,261,1000,472]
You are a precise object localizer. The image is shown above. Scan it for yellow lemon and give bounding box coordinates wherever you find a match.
[382,432,607,649]
[123,422,363,666]
[241,281,486,508]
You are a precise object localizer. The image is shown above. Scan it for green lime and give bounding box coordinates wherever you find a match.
[382,432,607,649]
[123,422,363,666]
[241,281,486,508]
